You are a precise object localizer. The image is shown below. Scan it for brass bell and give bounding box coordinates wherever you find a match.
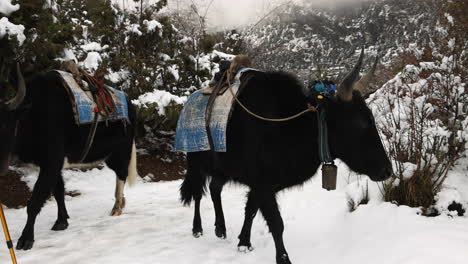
[322,163,337,191]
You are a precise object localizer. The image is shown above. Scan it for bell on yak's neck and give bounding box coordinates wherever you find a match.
[322,163,337,191]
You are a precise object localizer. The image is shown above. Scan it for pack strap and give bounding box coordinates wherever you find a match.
[205,72,227,151]
[317,109,333,164]
[78,106,99,163]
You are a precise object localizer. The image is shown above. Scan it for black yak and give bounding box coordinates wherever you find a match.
[0,65,137,250]
[180,51,392,264]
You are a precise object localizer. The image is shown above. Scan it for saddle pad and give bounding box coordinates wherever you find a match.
[55,70,130,125]
[202,84,229,95]
[174,68,257,152]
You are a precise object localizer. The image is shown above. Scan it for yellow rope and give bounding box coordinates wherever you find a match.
[227,77,317,122]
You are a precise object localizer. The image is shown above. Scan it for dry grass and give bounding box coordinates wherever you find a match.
[383,170,435,210]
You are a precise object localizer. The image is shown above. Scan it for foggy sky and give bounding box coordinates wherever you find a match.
[115,0,369,30]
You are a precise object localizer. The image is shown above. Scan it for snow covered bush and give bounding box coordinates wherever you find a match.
[132,89,187,145]
[369,2,467,212]
[1,1,236,149]
[372,61,466,211]
[0,0,26,99]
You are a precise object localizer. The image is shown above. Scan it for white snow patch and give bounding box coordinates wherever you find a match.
[56,48,78,63]
[212,50,235,60]
[2,164,468,264]
[445,13,454,26]
[81,42,107,52]
[106,69,130,84]
[0,0,19,16]
[159,53,171,61]
[43,0,58,11]
[168,65,180,81]
[126,23,142,36]
[435,188,464,216]
[132,89,187,116]
[81,52,102,71]
[0,17,26,45]
[143,19,163,35]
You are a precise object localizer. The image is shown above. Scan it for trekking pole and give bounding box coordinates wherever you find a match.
[0,202,17,264]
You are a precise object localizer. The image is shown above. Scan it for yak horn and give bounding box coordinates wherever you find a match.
[5,63,26,111]
[337,48,364,101]
[354,55,379,95]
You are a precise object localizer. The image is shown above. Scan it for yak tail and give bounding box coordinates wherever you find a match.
[180,162,207,206]
[127,141,138,186]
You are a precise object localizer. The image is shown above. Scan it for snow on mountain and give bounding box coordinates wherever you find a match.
[244,0,439,82]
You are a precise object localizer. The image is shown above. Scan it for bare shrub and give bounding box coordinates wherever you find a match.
[370,50,466,213]
[367,1,467,213]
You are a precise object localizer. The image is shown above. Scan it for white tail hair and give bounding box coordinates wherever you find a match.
[127,141,138,186]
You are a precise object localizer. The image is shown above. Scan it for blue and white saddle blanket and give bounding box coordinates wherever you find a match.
[55,70,130,125]
[174,68,256,152]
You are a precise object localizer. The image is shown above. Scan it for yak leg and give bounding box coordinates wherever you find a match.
[192,193,203,237]
[259,190,291,264]
[185,154,204,238]
[237,190,259,252]
[17,165,62,250]
[51,175,70,231]
[192,195,203,237]
[106,155,128,216]
[209,175,227,239]
[16,85,67,250]
[17,127,64,250]
[111,178,126,216]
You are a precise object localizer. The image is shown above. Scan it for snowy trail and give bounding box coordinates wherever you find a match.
[1,166,468,264]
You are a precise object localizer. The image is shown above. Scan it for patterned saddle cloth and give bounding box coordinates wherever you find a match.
[174,68,257,152]
[55,70,129,125]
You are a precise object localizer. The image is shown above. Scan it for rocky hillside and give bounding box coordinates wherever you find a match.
[244,0,457,84]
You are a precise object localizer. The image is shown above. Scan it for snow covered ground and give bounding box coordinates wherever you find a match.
[1,162,467,264]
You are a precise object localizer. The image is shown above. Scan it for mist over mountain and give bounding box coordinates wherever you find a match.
[240,0,440,83]
[115,0,374,30]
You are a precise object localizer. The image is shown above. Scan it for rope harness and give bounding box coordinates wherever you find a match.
[224,73,337,190]
[82,72,117,116]
[205,72,227,153]
[227,78,318,122]
[77,73,118,163]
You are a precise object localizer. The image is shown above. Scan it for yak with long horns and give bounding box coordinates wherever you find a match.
[180,50,392,264]
[0,64,137,250]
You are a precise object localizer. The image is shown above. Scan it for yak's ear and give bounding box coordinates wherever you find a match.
[337,48,364,102]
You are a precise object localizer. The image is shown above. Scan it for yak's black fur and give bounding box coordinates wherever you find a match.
[0,71,137,250]
[180,71,392,264]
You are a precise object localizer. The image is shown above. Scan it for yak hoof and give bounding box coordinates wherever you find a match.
[215,227,226,239]
[193,231,203,238]
[276,254,292,264]
[192,228,203,238]
[16,237,35,250]
[238,245,254,253]
[51,220,69,231]
[111,208,122,216]
[111,197,126,216]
